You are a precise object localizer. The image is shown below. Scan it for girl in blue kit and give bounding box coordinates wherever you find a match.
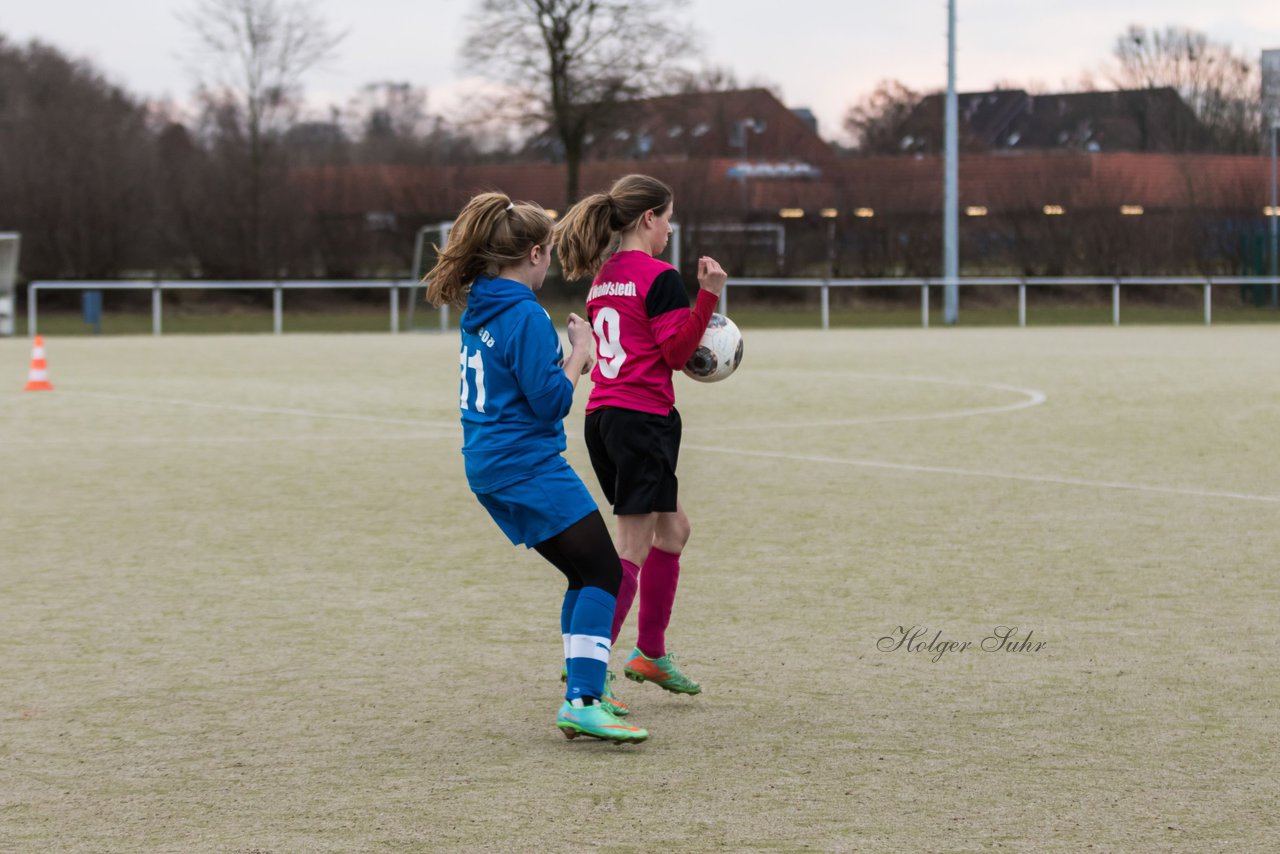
[424,192,647,744]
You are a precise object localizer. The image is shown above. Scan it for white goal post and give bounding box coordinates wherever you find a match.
[0,232,19,337]
[406,221,455,332]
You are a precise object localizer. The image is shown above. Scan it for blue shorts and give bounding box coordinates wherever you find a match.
[474,461,598,548]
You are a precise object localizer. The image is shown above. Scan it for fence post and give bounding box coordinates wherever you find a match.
[719,284,728,316]
[28,283,38,337]
[390,284,399,334]
[1204,281,1212,326]
[921,283,930,328]
[820,284,830,330]
[1018,280,1027,327]
[1112,281,1121,326]
[440,304,449,333]
[152,283,163,336]
[273,285,283,335]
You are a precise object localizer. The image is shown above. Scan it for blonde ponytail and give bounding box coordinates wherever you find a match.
[424,192,554,310]
[553,192,615,281]
[553,174,673,280]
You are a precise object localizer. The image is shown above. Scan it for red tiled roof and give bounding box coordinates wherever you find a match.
[899,88,1208,154]
[523,88,835,164]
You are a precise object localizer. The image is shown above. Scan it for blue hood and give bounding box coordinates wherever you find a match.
[461,276,537,333]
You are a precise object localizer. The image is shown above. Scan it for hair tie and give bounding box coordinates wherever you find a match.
[505,202,514,211]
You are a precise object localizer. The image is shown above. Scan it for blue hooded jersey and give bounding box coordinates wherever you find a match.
[457,276,576,494]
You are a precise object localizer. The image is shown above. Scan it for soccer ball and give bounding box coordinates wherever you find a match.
[683,313,744,383]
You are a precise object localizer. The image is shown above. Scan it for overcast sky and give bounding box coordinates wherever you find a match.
[5,0,1279,142]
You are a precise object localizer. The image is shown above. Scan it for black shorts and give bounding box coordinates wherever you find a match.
[583,407,682,516]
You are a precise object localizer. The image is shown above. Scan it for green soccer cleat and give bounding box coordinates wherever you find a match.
[623,648,702,695]
[560,668,630,716]
[602,669,630,717]
[556,701,648,744]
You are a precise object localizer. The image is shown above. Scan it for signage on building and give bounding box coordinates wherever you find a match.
[726,162,822,179]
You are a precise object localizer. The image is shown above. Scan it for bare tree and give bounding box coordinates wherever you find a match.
[670,65,782,101]
[673,65,742,95]
[181,0,343,274]
[1109,25,1262,153]
[344,82,432,164]
[353,83,429,144]
[0,37,160,279]
[461,0,697,203]
[842,80,920,154]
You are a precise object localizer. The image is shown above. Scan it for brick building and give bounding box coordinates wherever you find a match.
[293,88,1275,277]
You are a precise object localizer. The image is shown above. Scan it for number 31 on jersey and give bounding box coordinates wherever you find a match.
[459,346,486,412]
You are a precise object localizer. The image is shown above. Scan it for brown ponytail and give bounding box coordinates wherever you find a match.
[554,174,673,280]
[424,192,554,310]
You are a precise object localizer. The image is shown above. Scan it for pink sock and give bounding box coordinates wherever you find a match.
[611,559,639,644]
[637,547,680,659]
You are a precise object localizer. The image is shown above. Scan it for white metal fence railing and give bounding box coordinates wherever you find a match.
[25,280,415,337]
[718,276,1280,329]
[21,276,1280,336]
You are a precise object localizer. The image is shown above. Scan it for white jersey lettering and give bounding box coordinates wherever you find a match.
[587,280,638,301]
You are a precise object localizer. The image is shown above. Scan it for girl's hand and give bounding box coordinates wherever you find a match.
[566,312,595,374]
[697,256,728,296]
[567,312,593,350]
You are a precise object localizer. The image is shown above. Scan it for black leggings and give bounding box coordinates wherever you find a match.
[534,510,622,597]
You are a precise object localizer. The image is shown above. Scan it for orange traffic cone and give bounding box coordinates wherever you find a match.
[24,335,53,391]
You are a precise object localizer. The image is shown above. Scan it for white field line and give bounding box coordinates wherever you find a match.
[684,444,1280,505]
[684,372,1047,432]
[30,380,1278,504]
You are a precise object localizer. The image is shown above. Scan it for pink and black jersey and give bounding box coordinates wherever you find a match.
[585,250,691,416]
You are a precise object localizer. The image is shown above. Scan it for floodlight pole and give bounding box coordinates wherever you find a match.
[735,118,762,211]
[943,0,960,325]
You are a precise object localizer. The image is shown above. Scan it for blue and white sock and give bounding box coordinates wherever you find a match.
[560,588,580,675]
[565,586,615,703]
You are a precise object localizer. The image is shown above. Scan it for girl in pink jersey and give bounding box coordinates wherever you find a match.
[555,174,727,697]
